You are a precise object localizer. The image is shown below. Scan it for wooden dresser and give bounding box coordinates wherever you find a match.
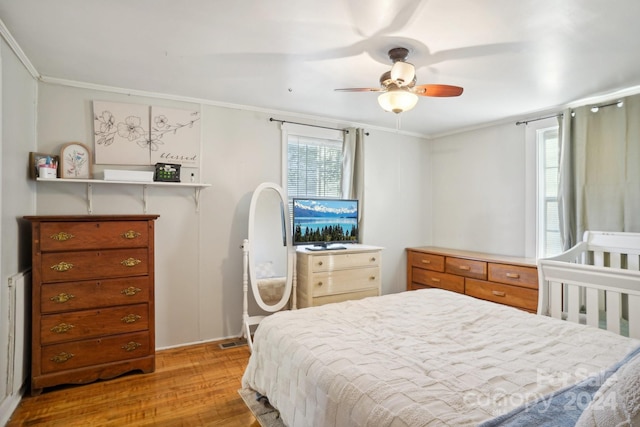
[406,247,538,312]
[24,215,159,395]
[297,245,382,308]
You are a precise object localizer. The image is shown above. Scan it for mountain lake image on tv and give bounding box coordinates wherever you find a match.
[293,198,359,247]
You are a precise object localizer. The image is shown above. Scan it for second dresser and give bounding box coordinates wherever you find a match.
[297,244,382,308]
[406,247,538,312]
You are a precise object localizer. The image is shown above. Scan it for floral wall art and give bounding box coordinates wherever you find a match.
[93,101,201,167]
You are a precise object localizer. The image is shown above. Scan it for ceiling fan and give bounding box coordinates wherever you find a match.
[335,47,463,114]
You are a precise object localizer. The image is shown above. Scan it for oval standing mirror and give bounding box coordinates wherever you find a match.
[247,182,293,312]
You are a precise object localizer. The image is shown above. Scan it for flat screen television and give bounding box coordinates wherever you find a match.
[292,198,359,250]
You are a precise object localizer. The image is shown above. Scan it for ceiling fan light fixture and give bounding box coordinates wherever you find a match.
[378,89,418,114]
[390,61,415,86]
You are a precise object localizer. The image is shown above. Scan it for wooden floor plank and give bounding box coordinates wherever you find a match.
[7,339,259,427]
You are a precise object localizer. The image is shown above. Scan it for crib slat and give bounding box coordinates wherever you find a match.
[628,254,640,271]
[567,284,580,323]
[629,294,640,339]
[605,291,621,335]
[593,251,604,267]
[585,288,599,328]
[550,281,563,319]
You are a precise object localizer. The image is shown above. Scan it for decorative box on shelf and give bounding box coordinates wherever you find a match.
[154,163,181,182]
[103,169,154,182]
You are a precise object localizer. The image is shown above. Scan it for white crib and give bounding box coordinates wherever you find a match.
[537,231,640,339]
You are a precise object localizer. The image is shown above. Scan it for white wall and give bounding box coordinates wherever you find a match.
[430,123,531,256]
[34,82,430,347]
[0,38,37,424]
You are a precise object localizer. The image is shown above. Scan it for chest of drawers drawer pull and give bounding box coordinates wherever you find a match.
[121,286,142,296]
[317,281,323,287]
[369,276,376,281]
[50,293,75,304]
[505,273,520,279]
[51,352,74,364]
[318,261,323,266]
[492,290,506,297]
[431,277,441,283]
[50,231,74,242]
[458,265,471,271]
[51,323,75,334]
[121,258,142,267]
[121,230,141,239]
[421,259,431,264]
[121,314,142,324]
[122,341,142,352]
[370,257,376,262]
[51,262,74,272]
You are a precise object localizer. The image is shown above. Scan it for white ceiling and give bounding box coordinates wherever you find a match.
[2,0,640,137]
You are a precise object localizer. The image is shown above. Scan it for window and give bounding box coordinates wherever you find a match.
[537,126,562,257]
[282,124,344,206]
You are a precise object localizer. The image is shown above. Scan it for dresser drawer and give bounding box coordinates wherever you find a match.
[312,288,380,306]
[41,248,149,282]
[409,251,445,272]
[39,221,149,251]
[41,277,150,313]
[411,268,464,293]
[466,278,538,311]
[310,251,380,272]
[310,267,380,297]
[40,331,151,374]
[488,263,538,289]
[445,257,487,280]
[41,303,149,344]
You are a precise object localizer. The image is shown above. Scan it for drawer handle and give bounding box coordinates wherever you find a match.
[505,273,520,279]
[492,290,506,297]
[318,261,323,266]
[369,276,376,281]
[458,265,471,271]
[50,352,74,363]
[121,258,142,267]
[431,278,441,283]
[317,281,323,287]
[421,259,431,264]
[50,323,75,334]
[121,230,141,239]
[122,341,142,352]
[51,261,74,272]
[50,231,75,242]
[121,286,142,296]
[370,257,376,262]
[121,314,142,324]
[50,293,75,303]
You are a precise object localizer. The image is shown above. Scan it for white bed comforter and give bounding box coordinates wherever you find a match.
[242,289,639,427]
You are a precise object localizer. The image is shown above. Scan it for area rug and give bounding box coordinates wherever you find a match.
[238,388,285,427]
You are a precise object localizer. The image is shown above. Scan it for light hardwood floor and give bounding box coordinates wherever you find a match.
[7,339,259,426]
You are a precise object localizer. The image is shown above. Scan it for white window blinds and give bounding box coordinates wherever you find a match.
[287,134,343,199]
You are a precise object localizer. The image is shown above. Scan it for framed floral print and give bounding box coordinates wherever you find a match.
[60,142,92,179]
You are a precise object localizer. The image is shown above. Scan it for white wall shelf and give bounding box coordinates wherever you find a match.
[36,178,211,213]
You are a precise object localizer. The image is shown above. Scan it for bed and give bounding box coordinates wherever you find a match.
[241,232,640,426]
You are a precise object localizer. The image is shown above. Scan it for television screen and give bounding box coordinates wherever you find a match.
[292,198,359,248]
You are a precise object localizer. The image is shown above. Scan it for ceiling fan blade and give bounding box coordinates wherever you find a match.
[414,84,463,97]
[334,87,384,92]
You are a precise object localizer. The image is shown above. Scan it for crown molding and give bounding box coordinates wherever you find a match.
[0,18,40,79]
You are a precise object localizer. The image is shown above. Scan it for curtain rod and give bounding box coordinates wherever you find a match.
[516,113,563,126]
[269,118,349,133]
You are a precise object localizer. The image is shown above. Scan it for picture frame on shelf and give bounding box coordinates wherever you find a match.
[60,142,92,179]
[29,152,59,179]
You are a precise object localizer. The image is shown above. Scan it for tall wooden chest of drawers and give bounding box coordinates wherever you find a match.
[406,247,538,312]
[24,215,159,395]
[297,245,382,308]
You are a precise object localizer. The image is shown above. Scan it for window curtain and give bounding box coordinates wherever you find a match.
[557,93,640,249]
[341,127,365,238]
